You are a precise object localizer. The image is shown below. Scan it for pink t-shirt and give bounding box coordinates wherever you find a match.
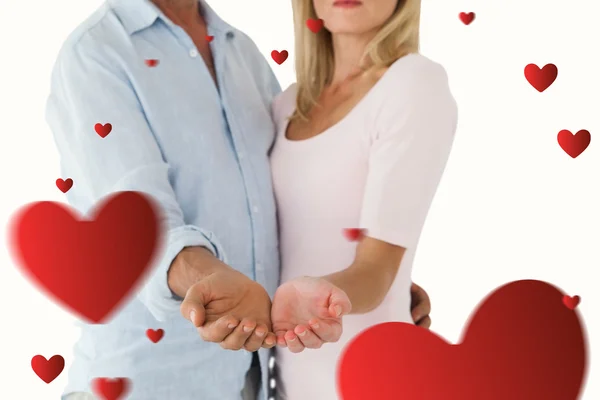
[269,53,458,399]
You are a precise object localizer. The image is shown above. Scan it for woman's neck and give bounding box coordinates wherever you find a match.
[330,30,378,86]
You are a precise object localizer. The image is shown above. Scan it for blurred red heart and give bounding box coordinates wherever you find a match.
[31,355,65,384]
[338,280,587,400]
[8,191,163,323]
[563,295,581,310]
[144,59,159,67]
[557,129,591,158]
[56,178,73,193]
[271,50,289,65]
[306,18,324,33]
[524,63,558,92]
[94,123,112,138]
[146,328,164,343]
[92,377,131,400]
[459,12,475,25]
[206,35,214,42]
[342,228,366,242]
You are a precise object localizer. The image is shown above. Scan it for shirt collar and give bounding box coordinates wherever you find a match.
[108,0,235,37]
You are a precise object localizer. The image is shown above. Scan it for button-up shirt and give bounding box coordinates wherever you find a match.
[45,0,281,398]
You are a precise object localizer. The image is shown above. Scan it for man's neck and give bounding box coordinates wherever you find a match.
[152,0,201,28]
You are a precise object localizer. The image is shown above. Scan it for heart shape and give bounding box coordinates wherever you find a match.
[271,50,289,65]
[563,295,581,310]
[92,377,131,400]
[342,228,366,242]
[557,129,591,158]
[94,123,113,138]
[206,35,214,42]
[459,12,475,25]
[144,59,159,67]
[524,63,558,92]
[338,280,587,400]
[8,191,162,323]
[31,355,65,384]
[306,18,324,33]
[56,178,73,193]
[146,328,164,343]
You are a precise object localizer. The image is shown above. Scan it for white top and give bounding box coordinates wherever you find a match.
[269,53,458,399]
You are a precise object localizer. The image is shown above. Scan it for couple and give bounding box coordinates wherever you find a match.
[46,0,457,399]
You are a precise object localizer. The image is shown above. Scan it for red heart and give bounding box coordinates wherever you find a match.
[206,35,214,42]
[31,355,65,384]
[342,228,366,242]
[146,328,164,343]
[8,191,163,323]
[459,12,475,25]
[563,295,581,310]
[557,129,591,158]
[144,59,159,67]
[92,377,131,400]
[306,18,324,33]
[271,50,289,65]
[338,280,587,400]
[94,123,112,138]
[524,63,558,92]
[56,178,73,193]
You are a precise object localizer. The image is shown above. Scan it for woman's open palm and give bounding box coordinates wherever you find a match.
[271,276,351,353]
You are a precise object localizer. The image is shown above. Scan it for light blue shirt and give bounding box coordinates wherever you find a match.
[45,0,282,398]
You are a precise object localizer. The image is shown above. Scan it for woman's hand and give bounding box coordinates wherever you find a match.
[271,276,351,353]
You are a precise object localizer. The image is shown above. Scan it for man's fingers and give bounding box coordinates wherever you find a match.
[261,332,277,349]
[220,318,256,350]
[410,282,431,313]
[294,325,323,349]
[180,281,210,327]
[411,302,431,324]
[198,315,239,342]
[309,318,342,343]
[328,290,351,318]
[416,315,432,329]
[284,330,305,353]
[244,323,269,352]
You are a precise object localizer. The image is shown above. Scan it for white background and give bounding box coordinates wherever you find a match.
[0,0,598,398]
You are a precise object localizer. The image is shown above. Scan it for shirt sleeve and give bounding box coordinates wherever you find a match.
[45,40,227,322]
[359,60,458,250]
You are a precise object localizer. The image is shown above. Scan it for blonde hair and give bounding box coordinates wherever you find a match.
[291,0,422,121]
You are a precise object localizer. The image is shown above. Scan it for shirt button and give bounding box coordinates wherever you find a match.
[226,32,234,39]
[189,49,198,57]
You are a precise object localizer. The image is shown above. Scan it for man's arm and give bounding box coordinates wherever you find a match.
[45,40,226,322]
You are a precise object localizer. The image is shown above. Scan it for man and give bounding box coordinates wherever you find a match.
[46,0,432,399]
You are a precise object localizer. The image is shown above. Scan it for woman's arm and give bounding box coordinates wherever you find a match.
[323,237,405,314]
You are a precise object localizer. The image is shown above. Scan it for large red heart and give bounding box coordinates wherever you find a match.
[8,191,163,323]
[271,50,288,65]
[557,129,591,158]
[338,280,587,400]
[92,377,131,400]
[524,63,558,92]
[31,354,65,383]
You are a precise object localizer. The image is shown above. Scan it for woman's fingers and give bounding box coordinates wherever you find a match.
[294,325,323,349]
[275,332,287,347]
[284,330,306,353]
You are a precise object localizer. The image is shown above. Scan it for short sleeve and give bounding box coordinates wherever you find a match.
[359,60,458,249]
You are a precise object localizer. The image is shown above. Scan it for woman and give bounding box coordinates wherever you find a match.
[268,0,458,398]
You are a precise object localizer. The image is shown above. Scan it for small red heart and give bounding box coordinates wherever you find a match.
[206,35,214,42]
[338,280,587,400]
[459,12,476,25]
[563,295,581,310]
[94,123,112,138]
[8,191,162,323]
[342,228,366,242]
[271,50,289,65]
[524,63,558,92]
[306,18,324,33]
[557,129,591,158]
[144,59,159,67]
[31,355,65,384]
[56,178,73,193]
[92,377,131,400]
[146,328,164,343]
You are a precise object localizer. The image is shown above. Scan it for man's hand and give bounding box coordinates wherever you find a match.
[271,276,351,353]
[170,247,276,351]
[410,282,432,329]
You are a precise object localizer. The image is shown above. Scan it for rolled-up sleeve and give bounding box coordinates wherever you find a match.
[45,40,226,321]
[359,62,458,250]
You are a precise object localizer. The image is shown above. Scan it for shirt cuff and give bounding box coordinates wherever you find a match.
[137,225,227,322]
